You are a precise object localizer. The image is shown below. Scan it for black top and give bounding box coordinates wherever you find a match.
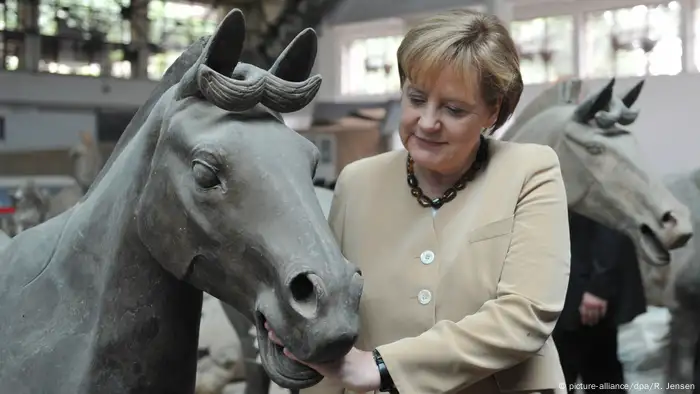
[556,211,647,331]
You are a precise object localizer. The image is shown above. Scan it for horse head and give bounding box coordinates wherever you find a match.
[131,10,362,388]
[69,131,103,192]
[547,78,691,266]
[10,181,48,233]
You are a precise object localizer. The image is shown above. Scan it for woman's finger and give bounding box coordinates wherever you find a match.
[283,348,301,362]
[264,322,284,346]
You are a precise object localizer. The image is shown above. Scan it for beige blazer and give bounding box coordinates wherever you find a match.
[301,139,571,394]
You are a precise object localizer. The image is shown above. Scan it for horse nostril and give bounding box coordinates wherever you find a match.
[289,273,316,303]
[661,211,676,226]
[288,273,319,318]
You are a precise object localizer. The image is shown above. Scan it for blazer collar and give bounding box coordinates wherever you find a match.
[381,149,486,239]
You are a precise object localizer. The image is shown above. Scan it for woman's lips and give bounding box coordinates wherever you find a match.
[413,135,446,148]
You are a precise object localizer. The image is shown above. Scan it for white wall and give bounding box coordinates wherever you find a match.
[0,106,96,152]
[514,74,700,177]
[0,71,158,110]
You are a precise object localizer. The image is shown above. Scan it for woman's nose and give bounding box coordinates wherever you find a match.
[418,111,440,132]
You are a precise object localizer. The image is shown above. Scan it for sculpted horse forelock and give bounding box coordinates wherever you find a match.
[0,9,363,394]
[501,78,692,267]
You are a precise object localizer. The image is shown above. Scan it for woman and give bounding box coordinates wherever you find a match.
[268,8,570,394]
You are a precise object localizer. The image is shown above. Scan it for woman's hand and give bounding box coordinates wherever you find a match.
[264,322,381,392]
[579,292,607,326]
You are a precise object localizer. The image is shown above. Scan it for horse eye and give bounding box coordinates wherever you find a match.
[192,161,221,189]
[586,144,605,155]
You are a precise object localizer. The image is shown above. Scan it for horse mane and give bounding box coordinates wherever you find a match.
[84,37,209,197]
[499,79,583,141]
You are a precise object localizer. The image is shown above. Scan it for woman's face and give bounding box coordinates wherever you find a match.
[399,68,499,176]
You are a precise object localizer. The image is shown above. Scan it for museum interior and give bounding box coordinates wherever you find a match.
[0,0,699,393]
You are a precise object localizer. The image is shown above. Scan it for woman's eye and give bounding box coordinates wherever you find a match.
[408,95,425,105]
[445,106,465,116]
[192,161,221,189]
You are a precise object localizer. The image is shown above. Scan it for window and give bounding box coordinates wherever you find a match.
[147,0,218,80]
[691,4,700,71]
[511,16,575,85]
[38,0,131,43]
[583,2,682,78]
[341,35,403,96]
[0,117,5,141]
[0,0,19,32]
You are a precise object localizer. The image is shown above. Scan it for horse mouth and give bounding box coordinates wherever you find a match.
[639,225,671,266]
[254,311,323,389]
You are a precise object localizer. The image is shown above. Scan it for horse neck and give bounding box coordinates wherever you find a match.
[507,110,565,149]
[75,149,102,191]
[57,100,203,391]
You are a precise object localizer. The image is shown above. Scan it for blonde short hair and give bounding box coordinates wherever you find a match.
[397,8,523,132]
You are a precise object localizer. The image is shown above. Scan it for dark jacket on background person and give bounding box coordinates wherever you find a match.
[556,211,647,331]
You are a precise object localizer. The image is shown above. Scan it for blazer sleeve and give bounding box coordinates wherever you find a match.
[300,167,354,394]
[375,147,571,394]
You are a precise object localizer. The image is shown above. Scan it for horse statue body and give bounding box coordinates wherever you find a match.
[10,180,48,235]
[661,168,700,392]
[45,130,104,219]
[501,78,692,267]
[0,9,363,394]
[8,132,104,236]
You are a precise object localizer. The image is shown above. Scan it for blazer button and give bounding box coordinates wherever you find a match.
[418,289,432,305]
[420,250,435,265]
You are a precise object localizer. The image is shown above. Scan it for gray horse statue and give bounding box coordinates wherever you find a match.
[501,78,692,267]
[502,78,697,392]
[45,130,104,219]
[8,131,104,236]
[0,9,363,394]
[9,180,48,235]
[572,85,700,392]
[663,167,700,392]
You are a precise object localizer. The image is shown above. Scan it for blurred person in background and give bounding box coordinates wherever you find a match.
[554,211,647,394]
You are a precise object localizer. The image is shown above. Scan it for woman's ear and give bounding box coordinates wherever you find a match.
[488,97,503,128]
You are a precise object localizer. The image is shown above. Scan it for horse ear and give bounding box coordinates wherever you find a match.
[200,9,246,76]
[177,9,246,98]
[80,131,93,145]
[573,78,615,124]
[268,28,318,82]
[621,79,644,108]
